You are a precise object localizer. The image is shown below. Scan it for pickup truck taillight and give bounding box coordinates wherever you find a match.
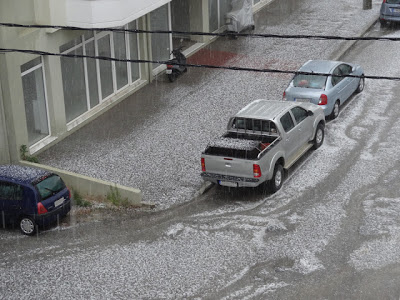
[201,158,206,172]
[253,164,261,178]
[282,91,286,101]
[318,94,328,105]
[37,202,48,215]
[167,64,173,69]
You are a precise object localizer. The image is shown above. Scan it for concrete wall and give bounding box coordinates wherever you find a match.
[19,161,145,206]
[0,77,10,164]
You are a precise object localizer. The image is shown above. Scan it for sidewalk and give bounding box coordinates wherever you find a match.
[38,0,381,210]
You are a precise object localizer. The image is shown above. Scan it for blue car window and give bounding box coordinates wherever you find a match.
[34,175,66,201]
[387,0,400,4]
[0,182,23,201]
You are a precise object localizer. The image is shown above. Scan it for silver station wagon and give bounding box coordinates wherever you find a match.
[283,60,364,119]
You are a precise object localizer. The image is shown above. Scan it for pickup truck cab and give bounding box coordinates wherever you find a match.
[201,99,325,192]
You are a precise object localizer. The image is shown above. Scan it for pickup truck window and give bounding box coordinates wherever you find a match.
[232,118,276,133]
[280,112,295,132]
[291,107,308,124]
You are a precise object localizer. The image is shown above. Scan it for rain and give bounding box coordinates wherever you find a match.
[2,0,400,298]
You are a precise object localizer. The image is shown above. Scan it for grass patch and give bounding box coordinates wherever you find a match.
[73,190,92,207]
[107,185,130,207]
[20,145,39,163]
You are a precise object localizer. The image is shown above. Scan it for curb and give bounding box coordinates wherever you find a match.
[332,18,379,61]
[19,161,145,207]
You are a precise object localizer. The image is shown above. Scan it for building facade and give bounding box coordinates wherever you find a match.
[0,0,268,164]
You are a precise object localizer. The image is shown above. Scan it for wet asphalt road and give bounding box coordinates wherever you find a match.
[4,1,400,299]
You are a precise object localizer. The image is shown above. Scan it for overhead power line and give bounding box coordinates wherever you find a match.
[1,47,400,82]
[1,22,400,42]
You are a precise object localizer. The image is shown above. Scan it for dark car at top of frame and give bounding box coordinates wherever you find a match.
[380,0,400,26]
[283,60,364,120]
[0,165,71,236]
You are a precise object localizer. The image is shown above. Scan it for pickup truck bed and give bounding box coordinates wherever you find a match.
[204,132,279,160]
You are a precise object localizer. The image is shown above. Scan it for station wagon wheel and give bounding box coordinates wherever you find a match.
[269,164,284,193]
[330,101,340,120]
[312,123,325,150]
[356,76,364,93]
[20,216,37,236]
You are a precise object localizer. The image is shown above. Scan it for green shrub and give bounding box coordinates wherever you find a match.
[107,185,130,207]
[20,145,39,163]
[72,190,91,207]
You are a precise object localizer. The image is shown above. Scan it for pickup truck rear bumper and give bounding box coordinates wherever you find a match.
[201,172,261,187]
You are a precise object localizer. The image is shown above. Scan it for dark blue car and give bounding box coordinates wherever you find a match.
[0,165,71,236]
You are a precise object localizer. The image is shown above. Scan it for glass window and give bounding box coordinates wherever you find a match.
[34,175,66,201]
[339,64,352,76]
[21,58,50,146]
[280,112,295,132]
[98,34,114,99]
[291,107,308,124]
[113,29,128,90]
[331,66,343,86]
[209,0,219,32]
[150,5,170,69]
[0,182,23,200]
[293,74,327,89]
[128,21,140,82]
[85,40,100,108]
[61,46,88,122]
[219,0,231,28]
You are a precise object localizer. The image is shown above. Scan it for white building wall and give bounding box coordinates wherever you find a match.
[34,0,172,28]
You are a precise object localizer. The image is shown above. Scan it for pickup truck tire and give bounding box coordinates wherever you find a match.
[312,123,325,150]
[269,164,284,193]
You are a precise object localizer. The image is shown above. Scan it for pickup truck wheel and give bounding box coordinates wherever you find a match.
[269,164,284,193]
[312,124,325,150]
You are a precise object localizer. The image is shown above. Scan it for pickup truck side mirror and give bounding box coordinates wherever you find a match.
[307,110,314,117]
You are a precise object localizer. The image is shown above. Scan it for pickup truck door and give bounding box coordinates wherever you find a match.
[290,106,314,146]
[279,111,299,159]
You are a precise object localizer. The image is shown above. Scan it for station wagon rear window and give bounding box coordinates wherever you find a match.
[34,175,66,201]
[293,74,327,89]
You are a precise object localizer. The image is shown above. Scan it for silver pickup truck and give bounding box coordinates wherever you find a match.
[201,99,325,192]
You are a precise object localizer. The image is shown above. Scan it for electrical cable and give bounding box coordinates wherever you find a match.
[1,47,400,81]
[1,22,400,81]
[1,22,400,41]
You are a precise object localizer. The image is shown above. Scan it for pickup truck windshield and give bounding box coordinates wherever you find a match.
[34,174,66,201]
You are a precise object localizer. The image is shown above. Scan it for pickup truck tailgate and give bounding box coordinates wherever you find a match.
[202,155,256,179]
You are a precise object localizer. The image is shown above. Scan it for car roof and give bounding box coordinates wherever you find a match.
[299,60,343,74]
[0,165,51,184]
[235,99,298,120]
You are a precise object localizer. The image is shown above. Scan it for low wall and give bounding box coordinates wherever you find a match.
[19,161,144,206]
